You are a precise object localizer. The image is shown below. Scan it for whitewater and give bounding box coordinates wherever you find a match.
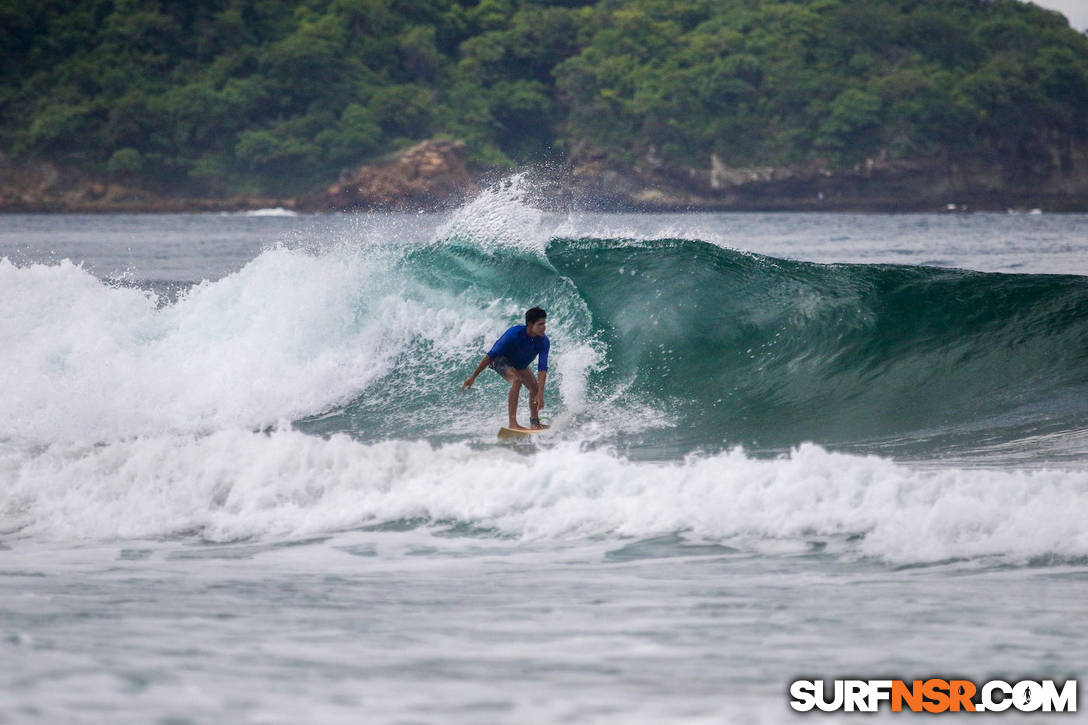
[1,186,1086,723]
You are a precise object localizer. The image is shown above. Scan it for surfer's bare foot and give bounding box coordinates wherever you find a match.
[531,423,549,430]
[508,422,529,430]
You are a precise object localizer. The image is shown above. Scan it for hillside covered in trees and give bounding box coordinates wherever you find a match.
[3,0,1088,206]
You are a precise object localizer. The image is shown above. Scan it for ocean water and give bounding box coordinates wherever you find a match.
[1,183,1087,723]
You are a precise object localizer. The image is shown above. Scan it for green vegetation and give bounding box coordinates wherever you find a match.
[2,0,1086,194]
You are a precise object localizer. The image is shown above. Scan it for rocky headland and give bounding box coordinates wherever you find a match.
[3,139,1087,214]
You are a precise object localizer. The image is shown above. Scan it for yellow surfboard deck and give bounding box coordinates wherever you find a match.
[497,426,550,439]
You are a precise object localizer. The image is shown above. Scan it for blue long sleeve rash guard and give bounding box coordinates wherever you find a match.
[487,325,550,371]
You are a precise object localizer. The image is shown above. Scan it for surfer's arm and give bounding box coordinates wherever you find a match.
[534,370,547,408]
[462,354,491,392]
[533,338,549,407]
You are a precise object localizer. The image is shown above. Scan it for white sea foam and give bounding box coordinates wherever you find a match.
[0,248,501,444]
[243,207,299,217]
[3,429,1085,565]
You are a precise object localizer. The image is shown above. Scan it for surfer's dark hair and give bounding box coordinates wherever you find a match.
[526,307,547,325]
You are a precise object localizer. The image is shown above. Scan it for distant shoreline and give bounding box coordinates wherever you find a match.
[1,193,1080,215]
[4,141,1087,215]
[1,198,1081,215]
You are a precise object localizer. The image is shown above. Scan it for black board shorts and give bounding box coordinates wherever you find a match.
[489,356,527,379]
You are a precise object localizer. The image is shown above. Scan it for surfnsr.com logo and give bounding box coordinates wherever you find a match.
[789,679,1077,713]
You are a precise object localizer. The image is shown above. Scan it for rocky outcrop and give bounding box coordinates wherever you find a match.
[0,140,475,213]
[560,144,1088,212]
[0,157,293,213]
[3,138,1087,213]
[304,139,476,211]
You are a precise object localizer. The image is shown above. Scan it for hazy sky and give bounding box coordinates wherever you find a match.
[1030,0,1088,32]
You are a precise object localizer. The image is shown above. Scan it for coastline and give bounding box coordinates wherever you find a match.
[4,140,1087,214]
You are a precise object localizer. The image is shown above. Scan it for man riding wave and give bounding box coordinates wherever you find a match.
[462,307,550,430]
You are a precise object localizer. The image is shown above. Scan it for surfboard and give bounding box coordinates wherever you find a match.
[497,426,550,439]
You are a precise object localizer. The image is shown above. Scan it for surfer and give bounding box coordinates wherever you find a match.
[462,307,550,431]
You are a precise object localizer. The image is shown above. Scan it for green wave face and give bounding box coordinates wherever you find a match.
[299,237,1088,458]
[549,238,1088,452]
